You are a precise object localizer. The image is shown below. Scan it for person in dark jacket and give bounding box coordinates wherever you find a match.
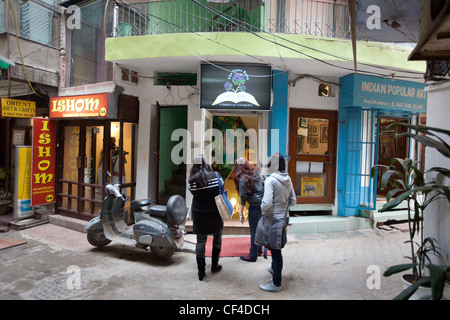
[232,157,265,262]
[188,154,224,281]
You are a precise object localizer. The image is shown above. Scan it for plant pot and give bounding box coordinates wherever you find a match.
[401,274,432,300]
[0,200,12,215]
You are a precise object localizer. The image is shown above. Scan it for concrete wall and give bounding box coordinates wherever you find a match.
[424,82,450,265]
[130,67,341,210]
[0,34,59,88]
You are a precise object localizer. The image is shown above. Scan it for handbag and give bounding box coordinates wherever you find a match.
[214,172,233,221]
[255,186,290,250]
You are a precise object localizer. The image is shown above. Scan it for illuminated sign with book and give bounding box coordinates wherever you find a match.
[201,64,272,110]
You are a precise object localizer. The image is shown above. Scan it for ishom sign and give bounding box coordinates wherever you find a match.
[340,74,428,114]
[201,64,272,110]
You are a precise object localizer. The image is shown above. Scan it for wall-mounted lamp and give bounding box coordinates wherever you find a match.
[318,82,330,97]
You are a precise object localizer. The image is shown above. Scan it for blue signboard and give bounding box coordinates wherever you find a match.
[340,74,428,114]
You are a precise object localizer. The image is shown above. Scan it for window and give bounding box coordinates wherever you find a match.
[70,0,113,86]
[20,0,56,46]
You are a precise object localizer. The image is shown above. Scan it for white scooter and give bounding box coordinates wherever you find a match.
[85,177,187,261]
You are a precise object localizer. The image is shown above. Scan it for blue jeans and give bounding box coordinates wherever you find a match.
[248,205,262,260]
[270,249,283,287]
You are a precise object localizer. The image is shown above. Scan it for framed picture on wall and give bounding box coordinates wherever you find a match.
[309,125,319,136]
[320,125,328,143]
[311,137,319,148]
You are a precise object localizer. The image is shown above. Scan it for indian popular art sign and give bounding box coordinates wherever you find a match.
[340,74,428,114]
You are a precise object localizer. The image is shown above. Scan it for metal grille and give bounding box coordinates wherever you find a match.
[112,0,350,39]
[0,0,3,33]
[20,0,54,45]
[343,108,379,212]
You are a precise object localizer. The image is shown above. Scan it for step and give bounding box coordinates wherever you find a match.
[184,219,250,235]
[288,216,373,234]
[184,215,373,236]
[49,214,88,233]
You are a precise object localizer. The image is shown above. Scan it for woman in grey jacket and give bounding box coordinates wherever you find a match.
[259,153,296,292]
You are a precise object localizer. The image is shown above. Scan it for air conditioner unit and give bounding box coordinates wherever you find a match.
[409,0,450,61]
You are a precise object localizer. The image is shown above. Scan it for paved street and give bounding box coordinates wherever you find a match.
[0,222,410,301]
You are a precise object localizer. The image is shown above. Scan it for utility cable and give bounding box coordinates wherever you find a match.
[8,0,43,98]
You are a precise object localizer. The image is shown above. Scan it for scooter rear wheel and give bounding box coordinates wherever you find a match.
[87,230,112,247]
[150,246,175,261]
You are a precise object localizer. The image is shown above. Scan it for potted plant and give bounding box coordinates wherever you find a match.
[371,123,450,300]
[0,167,12,215]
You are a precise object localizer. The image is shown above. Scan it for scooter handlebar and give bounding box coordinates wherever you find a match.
[105,184,126,201]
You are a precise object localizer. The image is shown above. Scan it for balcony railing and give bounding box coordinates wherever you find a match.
[111,0,350,39]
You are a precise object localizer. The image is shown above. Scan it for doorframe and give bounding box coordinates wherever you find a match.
[56,120,111,220]
[154,103,188,204]
[288,108,338,204]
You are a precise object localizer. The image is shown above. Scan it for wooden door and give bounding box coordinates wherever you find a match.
[288,109,338,204]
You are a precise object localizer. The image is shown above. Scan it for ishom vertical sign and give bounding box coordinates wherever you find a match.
[31,118,57,206]
[340,74,428,113]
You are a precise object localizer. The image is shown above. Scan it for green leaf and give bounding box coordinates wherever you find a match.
[383,264,417,277]
[393,277,431,300]
[427,265,447,300]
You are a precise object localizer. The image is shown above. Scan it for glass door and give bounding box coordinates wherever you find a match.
[288,109,338,204]
[58,121,137,221]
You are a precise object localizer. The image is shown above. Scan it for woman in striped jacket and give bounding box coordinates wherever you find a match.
[188,154,224,281]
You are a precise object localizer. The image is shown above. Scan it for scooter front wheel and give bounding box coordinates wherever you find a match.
[87,230,111,247]
[150,246,175,261]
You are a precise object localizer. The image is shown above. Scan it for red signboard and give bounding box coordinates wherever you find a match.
[32,118,57,206]
[49,93,109,118]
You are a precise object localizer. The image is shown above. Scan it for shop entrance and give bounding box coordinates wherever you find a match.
[206,113,261,220]
[155,104,188,205]
[57,120,137,221]
[375,116,410,197]
[288,109,338,204]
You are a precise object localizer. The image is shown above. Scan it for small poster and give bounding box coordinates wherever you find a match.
[300,176,325,197]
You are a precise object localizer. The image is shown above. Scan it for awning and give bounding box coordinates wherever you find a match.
[0,55,16,69]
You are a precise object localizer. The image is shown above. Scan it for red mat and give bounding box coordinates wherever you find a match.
[205,236,270,257]
[0,238,27,250]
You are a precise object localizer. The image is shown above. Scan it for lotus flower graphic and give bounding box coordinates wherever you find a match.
[212,70,259,106]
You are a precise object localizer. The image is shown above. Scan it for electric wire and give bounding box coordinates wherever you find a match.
[108,0,424,81]
[191,0,424,79]
[8,0,43,97]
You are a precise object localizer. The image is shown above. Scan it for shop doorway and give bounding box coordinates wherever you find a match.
[375,116,410,197]
[288,109,338,204]
[155,104,188,205]
[209,114,260,219]
[57,120,137,221]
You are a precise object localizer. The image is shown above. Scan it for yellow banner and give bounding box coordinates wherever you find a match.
[1,98,36,118]
[14,146,33,218]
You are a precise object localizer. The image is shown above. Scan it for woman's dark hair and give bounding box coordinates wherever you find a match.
[268,152,286,172]
[232,157,258,194]
[189,154,213,188]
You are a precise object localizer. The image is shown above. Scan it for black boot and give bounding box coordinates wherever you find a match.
[211,248,222,273]
[196,257,206,281]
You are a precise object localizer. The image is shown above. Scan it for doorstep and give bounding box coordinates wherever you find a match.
[49,215,88,233]
[184,219,250,235]
[288,215,373,235]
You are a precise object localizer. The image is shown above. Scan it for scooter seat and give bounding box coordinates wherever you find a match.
[149,205,167,218]
[131,198,154,210]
